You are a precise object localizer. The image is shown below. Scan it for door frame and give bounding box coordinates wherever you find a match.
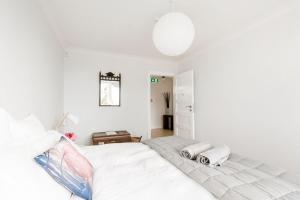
[147,71,176,139]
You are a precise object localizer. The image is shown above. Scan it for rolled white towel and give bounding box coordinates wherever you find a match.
[180,142,212,160]
[196,145,230,167]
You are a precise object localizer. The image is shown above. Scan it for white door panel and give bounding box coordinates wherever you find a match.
[174,70,195,139]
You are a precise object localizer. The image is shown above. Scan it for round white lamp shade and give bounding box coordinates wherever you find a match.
[153,12,195,56]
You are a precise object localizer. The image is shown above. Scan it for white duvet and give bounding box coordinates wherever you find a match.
[80,143,216,200]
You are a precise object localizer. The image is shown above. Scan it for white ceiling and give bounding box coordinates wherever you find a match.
[38,0,298,60]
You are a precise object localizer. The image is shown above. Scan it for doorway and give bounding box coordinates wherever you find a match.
[150,75,174,138]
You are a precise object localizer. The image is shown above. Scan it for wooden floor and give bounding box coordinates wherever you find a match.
[151,128,174,138]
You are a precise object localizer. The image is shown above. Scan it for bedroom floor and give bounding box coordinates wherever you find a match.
[151,128,174,138]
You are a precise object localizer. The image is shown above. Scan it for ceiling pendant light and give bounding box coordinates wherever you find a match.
[153,0,195,57]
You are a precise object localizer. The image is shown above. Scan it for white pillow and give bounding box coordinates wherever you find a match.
[9,114,47,146]
[0,147,71,200]
[29,131,62,157]
[10,129,77,158]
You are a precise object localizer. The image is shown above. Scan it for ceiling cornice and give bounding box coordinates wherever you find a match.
[180,1,300,64]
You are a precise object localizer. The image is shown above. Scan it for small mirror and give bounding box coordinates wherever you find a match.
[99,72,121,106]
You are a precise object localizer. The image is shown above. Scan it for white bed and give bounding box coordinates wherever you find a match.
[2,109,299,200]
[77,143,216,200]
[0,108,215,200]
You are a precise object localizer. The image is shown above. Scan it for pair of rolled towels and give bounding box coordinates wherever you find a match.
[180,142,230,167]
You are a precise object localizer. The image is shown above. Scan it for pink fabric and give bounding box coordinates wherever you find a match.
[55,138,93,184]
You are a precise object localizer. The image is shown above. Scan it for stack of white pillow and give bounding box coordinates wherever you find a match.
[0,108,72,200]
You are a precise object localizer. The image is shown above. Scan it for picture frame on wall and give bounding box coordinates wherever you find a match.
[99,72,121,106]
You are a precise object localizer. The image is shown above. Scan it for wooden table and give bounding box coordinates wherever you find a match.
[92,130,141,145]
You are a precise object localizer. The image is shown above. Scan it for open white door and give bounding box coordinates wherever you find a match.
[174,70,195,139]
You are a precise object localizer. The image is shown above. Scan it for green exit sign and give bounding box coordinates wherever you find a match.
[151,78,159,83]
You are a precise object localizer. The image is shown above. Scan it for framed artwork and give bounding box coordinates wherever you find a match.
[99,72,121,106]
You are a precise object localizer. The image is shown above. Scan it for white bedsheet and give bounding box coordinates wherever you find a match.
[78,143,216,200]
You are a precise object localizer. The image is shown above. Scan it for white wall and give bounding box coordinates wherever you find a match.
[179,9,300,176]
[0,0,64,128]
[151,77,173,129]
[64,49,177,144]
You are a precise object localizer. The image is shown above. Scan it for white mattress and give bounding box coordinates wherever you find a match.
[76,143,216,200]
